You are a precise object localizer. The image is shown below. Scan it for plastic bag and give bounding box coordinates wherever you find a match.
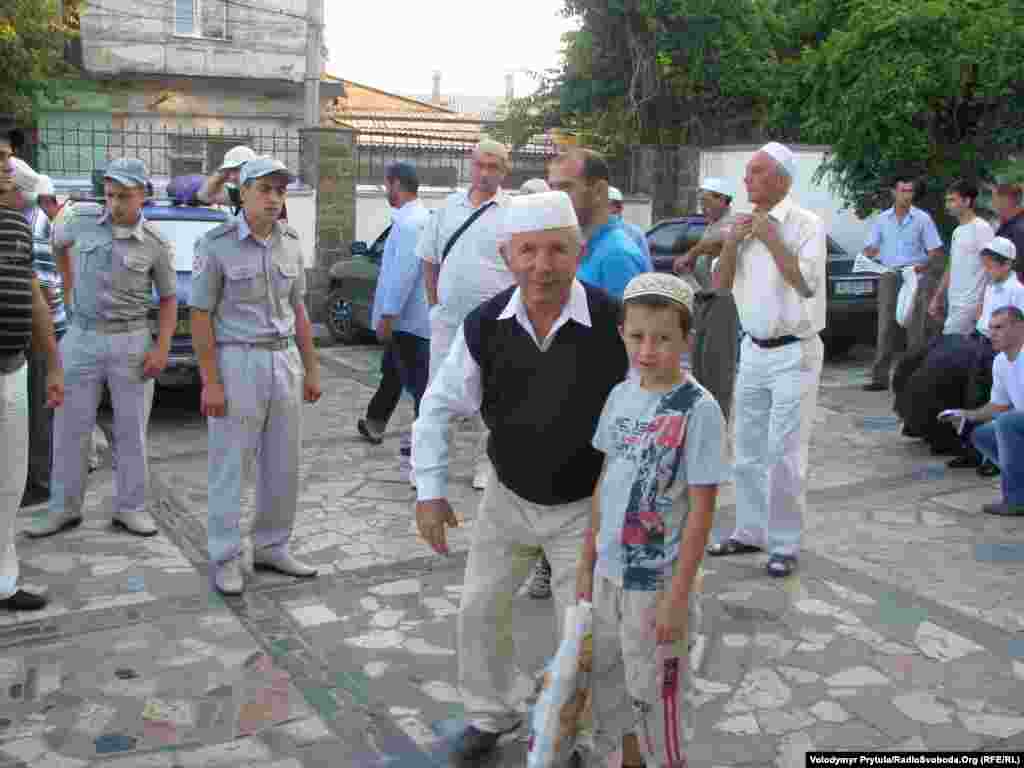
[896,266,918,328]
[528,601,593,768]
[166,174,206,206]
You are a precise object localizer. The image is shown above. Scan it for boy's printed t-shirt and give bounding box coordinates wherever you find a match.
[592,376,728,591]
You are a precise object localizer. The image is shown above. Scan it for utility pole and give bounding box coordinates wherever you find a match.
[303,0,324,128]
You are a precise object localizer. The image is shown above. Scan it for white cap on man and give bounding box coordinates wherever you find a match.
[220,145,258,171]
[500,190,579,239]
[35,175,56,200]
[759,142,796,179]
[519,178,550,195]
[698,177,732,199]
[608,186,624,203]
[982,236,1017,264]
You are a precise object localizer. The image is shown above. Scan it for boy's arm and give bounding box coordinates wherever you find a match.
[670,485,717,601]
[576,458,607,602]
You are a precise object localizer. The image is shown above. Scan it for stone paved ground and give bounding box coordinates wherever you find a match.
[2,343,1023,767]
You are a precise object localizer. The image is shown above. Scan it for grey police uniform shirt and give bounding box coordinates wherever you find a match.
[190,215,305,343]
[53,209,176,323]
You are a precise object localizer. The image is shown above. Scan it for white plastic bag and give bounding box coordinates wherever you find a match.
[896,266,918,328]
[528,601,593,768]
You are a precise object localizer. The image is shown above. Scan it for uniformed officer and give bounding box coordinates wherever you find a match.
[29,158,177,538]
[190,156,321,596]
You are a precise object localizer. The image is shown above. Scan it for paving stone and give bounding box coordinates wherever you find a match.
[714,713,760,735]
[724,668,791,713]
[892,691,953,724]
[959,713,1024,739]
[811,722,892,751]
[875,654,945,689]
[915,621,986,662]
[838,691,924,742]
[922,723,982,751]
[775,731,815,768]
[810,701,850,723]
[824,665,890,687]
[757,708,816,735]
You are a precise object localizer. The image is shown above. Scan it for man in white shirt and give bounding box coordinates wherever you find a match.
[412,191,628,763]
[930,179,994,333]
[706,142,827,578]
[941,305,1024,516]
[417,138,512,490]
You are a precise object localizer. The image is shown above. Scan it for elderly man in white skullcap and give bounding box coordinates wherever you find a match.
[412,190,629,763]
[706,142,826,578]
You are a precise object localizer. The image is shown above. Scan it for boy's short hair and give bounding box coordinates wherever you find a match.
[948,178,979,207]
[621,295,693,336]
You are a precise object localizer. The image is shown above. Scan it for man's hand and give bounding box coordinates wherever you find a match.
[376,316,394,343]
[654,590,690,645]
[726,214,754,244]
[673,251,697,275]
[303,367,322,404]
[45,367,65,409]
[416,499,459,555]
[201,380,227,418]
[928,294,945,320]
[750,213,782,246]
[143,346,170,379]
[575,556,596,603]
[913,263,928,274]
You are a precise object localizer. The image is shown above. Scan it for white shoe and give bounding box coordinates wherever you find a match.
[472,463,490,490]
[25,510,83,538]
[214,557,245,595]
[253,548,318,578]
[112,509,158,537]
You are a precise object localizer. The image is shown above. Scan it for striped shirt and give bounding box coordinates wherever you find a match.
[28,206,67,336]
[0,206,35,371]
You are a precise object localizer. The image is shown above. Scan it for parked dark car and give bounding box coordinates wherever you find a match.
[323,226,391,344]
[60,199,230,387]
[646,216,879,357]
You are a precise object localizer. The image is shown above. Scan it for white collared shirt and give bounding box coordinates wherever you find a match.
[977,273,1024,337]
[412,279,592,500]
[731,196,827,340]
[415,188,513,325]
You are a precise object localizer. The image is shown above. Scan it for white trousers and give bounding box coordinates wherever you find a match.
[458,478,591,732]
[207,345,302,564]
[0,365,28,600]
[731,335,823,558]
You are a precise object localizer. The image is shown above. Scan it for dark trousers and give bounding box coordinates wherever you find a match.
[25,332,62,492]
[692,290,739,423]
[870,267,943,385]
[366,331,430,424]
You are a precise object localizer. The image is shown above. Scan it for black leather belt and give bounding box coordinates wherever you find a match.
[750,335,800,349]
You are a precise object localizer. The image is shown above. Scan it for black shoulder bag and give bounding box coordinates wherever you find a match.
[441,201,497,265]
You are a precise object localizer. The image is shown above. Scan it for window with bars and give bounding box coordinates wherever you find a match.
[173,0,229,39]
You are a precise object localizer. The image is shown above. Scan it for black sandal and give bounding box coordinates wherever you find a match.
[766,554,797,578]
[978,462,1000,478]
[707,538,762,557]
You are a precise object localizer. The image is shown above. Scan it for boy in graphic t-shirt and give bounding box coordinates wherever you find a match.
[576,272,728,768]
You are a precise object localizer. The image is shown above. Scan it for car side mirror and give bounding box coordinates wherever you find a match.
[350,241,368,256]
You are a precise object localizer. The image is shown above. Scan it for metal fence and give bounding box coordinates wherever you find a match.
[34,121,304,182]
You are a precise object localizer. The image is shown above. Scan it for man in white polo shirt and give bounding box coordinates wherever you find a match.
[942,304,1024,516]
[705,142,827,578]
[417,138,512,490]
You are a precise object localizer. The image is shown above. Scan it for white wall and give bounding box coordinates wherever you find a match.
[354,185,655,244]
[700,146,868,256]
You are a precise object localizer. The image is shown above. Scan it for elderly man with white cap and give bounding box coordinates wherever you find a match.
[608,186,652,269]
[190,156,321,595]
[29,158,178,540]
[412,190,629,762]
[194,144,259,216]
[673,176,741,421]
[706,142,827,578]
[416,138,514,491]
[0,156,64,610]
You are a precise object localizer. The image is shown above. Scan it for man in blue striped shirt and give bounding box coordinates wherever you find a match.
[22,175,66,506]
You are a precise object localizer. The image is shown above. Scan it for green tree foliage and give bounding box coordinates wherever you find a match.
[0,0,76,122]
[772,0,1024,217]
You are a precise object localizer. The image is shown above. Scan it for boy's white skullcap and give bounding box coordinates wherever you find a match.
[501,190,579,237]
[622,272,695,313]
[759,142,796,179]
[475,137,509,161]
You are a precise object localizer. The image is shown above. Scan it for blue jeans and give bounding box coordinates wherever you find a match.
[971,410,1024,504]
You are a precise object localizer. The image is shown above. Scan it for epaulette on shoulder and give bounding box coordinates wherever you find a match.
[141,220,172,248]
[205,220,239,240]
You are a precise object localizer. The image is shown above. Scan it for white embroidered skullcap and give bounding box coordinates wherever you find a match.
[475,137,509,162]
[622,272,694,313]
[519,178,550,195]
[607,186,624,203]
[7,157,40,196]
[759,141,796,179]
[500,190,579,238]
[982,236,1017,263]
[699,176,732,198]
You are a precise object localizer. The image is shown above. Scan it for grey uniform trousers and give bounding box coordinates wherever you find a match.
[691,290,739,423]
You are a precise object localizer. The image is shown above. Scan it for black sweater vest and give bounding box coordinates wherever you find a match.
[464,283,628,505]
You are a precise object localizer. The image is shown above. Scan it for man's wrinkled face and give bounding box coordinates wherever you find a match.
[470,151,506,197]
[893,181,915,209]
[501,227,582,306]
[240,173,288,225]
[744,152,788,207]
[993,191,1021,222]
[104,180,145,226]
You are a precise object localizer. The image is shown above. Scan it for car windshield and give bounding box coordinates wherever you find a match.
[146,219,225,272]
